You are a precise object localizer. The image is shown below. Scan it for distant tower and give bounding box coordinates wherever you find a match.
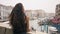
[55,4,60,16]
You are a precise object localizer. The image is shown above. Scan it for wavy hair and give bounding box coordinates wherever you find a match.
[9,3,27,34]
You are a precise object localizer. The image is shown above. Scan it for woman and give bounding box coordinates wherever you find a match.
[9,3,30,34]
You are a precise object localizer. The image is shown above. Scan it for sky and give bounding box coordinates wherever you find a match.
[0,0,60,13]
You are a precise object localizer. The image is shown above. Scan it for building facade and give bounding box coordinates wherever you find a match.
[0,4,13,21]
[25,10,46,20]
[55,4,60,18]
[0,4,53,21]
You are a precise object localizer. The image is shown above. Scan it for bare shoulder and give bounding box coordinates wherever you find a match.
[26,16,29,20]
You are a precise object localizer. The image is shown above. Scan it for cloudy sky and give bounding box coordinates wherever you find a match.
[0,0,60,13]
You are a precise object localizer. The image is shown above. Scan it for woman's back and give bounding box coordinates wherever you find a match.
[9,3,29,34]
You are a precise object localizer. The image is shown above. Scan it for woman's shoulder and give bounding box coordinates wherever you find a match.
[26,16,29,20]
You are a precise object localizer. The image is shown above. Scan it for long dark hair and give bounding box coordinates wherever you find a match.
[9,3,27,33]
